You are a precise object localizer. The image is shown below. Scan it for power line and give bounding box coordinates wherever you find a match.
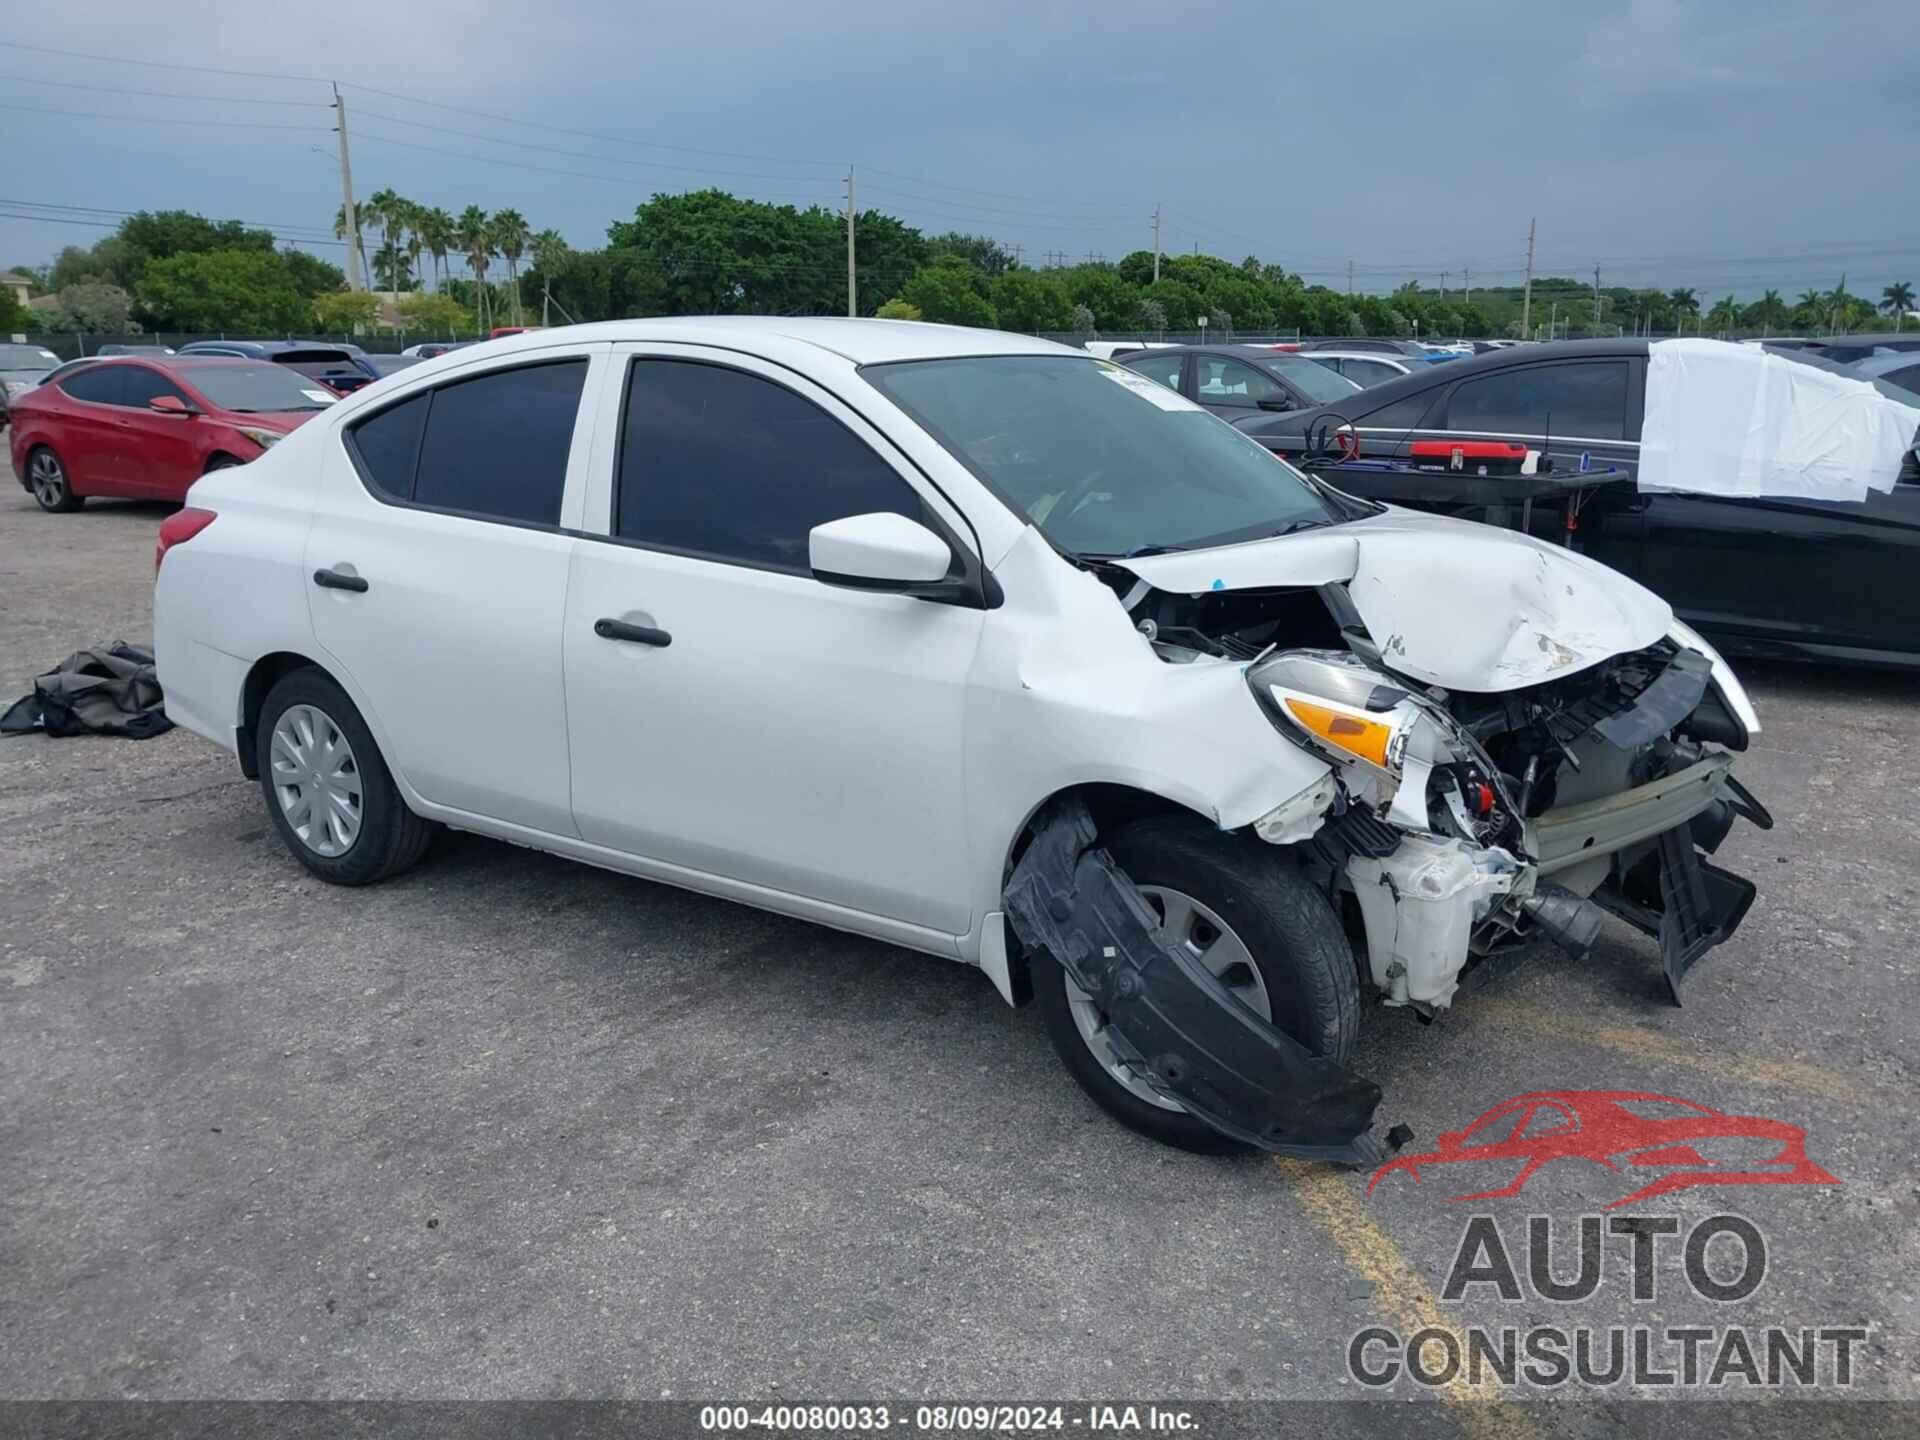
[0,70,325,106]
[0,38,326,84]
[0,101,320,131]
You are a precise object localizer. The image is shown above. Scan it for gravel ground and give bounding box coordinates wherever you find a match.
[2,490,1915,1428]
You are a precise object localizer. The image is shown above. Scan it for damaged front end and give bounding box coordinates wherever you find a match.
[1009,528,1769,1160]
[1248,635,1768,1012]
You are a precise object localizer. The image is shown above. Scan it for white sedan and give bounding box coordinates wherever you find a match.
[153,318,1766,1163]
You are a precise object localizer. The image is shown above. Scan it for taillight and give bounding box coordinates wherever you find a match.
[156,507,217,573]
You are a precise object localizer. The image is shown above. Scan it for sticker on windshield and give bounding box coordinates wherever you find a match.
[1096,362,1203,413]
[301,389,338,403]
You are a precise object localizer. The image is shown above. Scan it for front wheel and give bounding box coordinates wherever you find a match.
[27,446,82,512]
[1033,813,1359,1154]
[255,668,434,885]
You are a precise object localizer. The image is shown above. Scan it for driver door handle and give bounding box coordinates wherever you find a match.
[594,617,671,648]
[313,568,369,593]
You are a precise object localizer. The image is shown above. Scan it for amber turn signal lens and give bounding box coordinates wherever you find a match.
[1280,696,1394,768]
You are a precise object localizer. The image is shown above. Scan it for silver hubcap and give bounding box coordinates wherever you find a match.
[29,452,65,507]
[269,704,363,857]
[1066,885,1274,1112]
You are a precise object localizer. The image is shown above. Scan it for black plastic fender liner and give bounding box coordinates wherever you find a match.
[1004,799,1389,1165]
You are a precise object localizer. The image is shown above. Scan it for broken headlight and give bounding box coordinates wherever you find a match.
[1247,650,1413,779]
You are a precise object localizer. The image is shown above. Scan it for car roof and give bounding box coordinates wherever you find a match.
[435,317,1078,366]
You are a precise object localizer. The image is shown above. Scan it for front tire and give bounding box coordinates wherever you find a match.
[1033,813,1359,1154]
[255,668,434,885]
[27,446,82,512]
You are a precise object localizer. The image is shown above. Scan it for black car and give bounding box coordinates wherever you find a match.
[1115,343,1361,420]
[1246,339,1920,668]
[1298,337,1435,357]
[174,340,380,394]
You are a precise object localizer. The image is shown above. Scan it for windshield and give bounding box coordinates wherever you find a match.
[1262,354,1362,405]
[0,344,58,374]
[864,355,1337,558]
[181,362,336,412]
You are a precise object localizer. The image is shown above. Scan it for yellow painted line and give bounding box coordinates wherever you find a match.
[1278,1158,1540,1440]
[1468,996,1859,1102]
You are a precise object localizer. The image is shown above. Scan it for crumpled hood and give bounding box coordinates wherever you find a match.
[1115,508,1673,692]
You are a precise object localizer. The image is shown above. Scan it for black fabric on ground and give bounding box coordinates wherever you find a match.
[1,642,174,739]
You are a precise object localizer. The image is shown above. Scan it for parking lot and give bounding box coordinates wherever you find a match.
[2,490,1916,1421]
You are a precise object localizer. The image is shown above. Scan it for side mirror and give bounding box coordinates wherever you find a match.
[149,394,195,416]
[810,512,953,590]
[1257,396,1296,412]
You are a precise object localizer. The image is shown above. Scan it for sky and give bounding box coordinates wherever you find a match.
[1,0,1915,303]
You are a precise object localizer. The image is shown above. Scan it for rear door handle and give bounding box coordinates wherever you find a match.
[594,617,671,647]
[313,568,369,593]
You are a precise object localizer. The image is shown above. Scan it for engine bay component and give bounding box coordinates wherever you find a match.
[1004,798,1388,1163]
[1347,835,1528,1009]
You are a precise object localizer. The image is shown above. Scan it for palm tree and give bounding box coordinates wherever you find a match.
[456,205,493,330]
[1706,294,1738,336]
[333,203,370,290]
[418,207,454,292]
[490,208,530,326]
[1665,288,1697,335]
[1883,281,1915,333]
[530,228,569,325]
[395,199,425,292]
[364,188,404,296]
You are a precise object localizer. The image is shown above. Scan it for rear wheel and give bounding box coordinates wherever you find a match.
[1033,813,1359,1153]
[255,668,434,885]
[27,446,82,512]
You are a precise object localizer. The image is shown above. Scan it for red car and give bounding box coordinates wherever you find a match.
[8,356,334,512]
[1367,1090,1837,1209]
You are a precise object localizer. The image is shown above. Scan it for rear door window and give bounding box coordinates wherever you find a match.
[345,360,587,525]
[59,367,124,405]
[1443,362,1629,440]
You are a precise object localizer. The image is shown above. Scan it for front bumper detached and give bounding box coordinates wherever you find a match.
[1006,798,1388,1165]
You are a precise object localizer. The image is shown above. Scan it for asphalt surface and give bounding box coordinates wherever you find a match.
[2,489,1916,1424]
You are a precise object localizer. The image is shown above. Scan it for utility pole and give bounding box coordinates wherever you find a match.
[1463,266,1471,306]
[1593,265,1602,328]
[1347,259,1354,295]
[1439,270,1449,303]
[332,83,365,292]
[1151,203,1162,283]
[843,167,856,317]
[1520,217,1536,338]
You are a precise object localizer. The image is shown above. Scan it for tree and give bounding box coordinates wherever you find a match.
[456,206,494,328]
[395,199,425,290]
[280,249,347,299]
[393,291,470,335]
[1060,265,1138,330]
[418,207,455,292]
[364,189,406,294]
[608,190,854,316]
[1134,297,1167,334]
[988,269,1073,332]
[875,298,922,320]
[1883,281,1915,332]
[311,290,381,333]
[1705,294,1739,334]
[1069,302,1095,334]
[0,286,24,335]
[491,209,530,325]
[896,261,996,327]
[137,251,307,332]
[333,204,370,289]
[57,281,132,333]
[370,238,413,292]
[924,232,1015,277]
